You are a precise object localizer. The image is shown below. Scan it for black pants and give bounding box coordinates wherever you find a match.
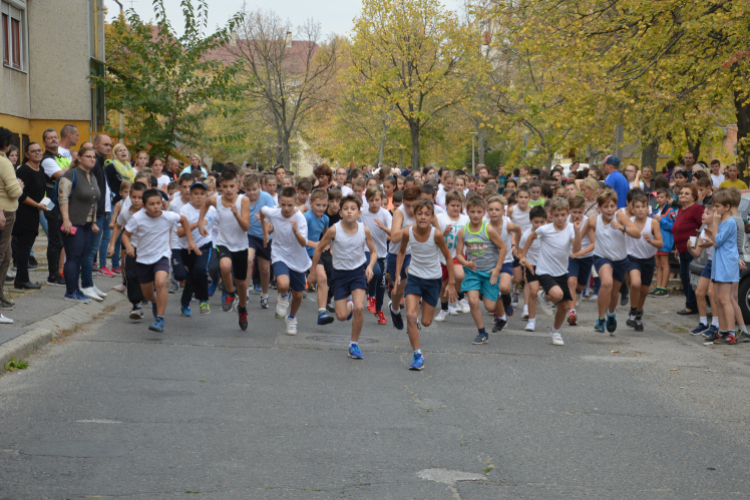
[13,230,37,285]
[181,244,212,307]
[45,210,64,279]
[125,251,144,306]
[321,250,334,303]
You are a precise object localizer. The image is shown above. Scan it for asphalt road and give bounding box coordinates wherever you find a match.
[2,288,750,499]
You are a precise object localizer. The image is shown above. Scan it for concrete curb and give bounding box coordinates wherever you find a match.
[0,290,128,371]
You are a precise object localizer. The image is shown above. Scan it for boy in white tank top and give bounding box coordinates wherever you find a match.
[178,182,216,317]
[395,198,456,371]
[566,195,596,326]
[506,186,533,308]
[625,194,662,332]
[310,195,378,360]
[198,171,251,331]
[487,195,522,332]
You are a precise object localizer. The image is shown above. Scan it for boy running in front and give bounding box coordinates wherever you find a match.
[518,206,547,332]
[486,195,522,332]
[566,195,596,325]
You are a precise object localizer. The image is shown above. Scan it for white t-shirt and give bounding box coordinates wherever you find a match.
[104,182,112,213]
[181,203,216,249]
[700,228,714,260]
[519,228,541,265]
[534,223,576,277]
[359,207,392,257]
[711,173,725,188]
[117,206,140,247]
[41,157,62,180]
[340,185,354,197]
[168,196,187,249]
[433,204,446,215]
[437,212,469,264]
[156,175,171,190]
[436,185,447,208]
[125,210,181,265]
[58,146,72,162]
[261,206,311,272]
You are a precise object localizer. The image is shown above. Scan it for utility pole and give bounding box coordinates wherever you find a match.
[470,132,477,175]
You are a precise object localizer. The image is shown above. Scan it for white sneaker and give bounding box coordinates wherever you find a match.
[81,287,104,302]
[576,292,582,307]
[524,321,535,332]
[538,290,553,316]
[448,303,459,316]
[522,306,529,320]
[93,285,108,298]
[587,293,598,302]
[434,309,448,322]
[276,294,290,318]
[285,316,298,335]
[113,283,126,293]
[0,314,13,324]
[6,269,15,279]
[551,331,565,346]
[458,298,471,314]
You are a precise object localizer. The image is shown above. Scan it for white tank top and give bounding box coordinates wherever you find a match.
[627,217,657,259]
[215,195,247,252]
[568,215,594,258]
[407,226,442,280]
[498,216,513,263]
[510,206,532,233]
[331,221,367,270]
[594,214,628,261]
[389,203,415,256]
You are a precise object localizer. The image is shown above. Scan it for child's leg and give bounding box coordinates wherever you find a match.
[453,264,465,295]
[219,256,235,294]
[234,251,249,308]
[420,301,437,327]
[350,289,366,341]
[258,257,271,294]
[658,255,669,289]
[466,290,484,330]
[715,283,734,331]
[181,251,196,308]
[731,281,745,330]
[567,275,579,307]
[154,270,169,316]
[192,248,210,304]
[527,280,539,319]
[655,255,664,288]
[597,265,614,317]
[405,294,422,350]
[609,280,623,314]
[696,278,709,319]
[494,273,512,316]
[276,274,290,298]
[139,281,156,303]
[375,258,387,311]
[553,298,571,331]
[289,290,304,316]
[315,264,328,309]
[629,269,642,310]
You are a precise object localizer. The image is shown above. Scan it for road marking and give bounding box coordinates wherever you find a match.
[75,419,122,424]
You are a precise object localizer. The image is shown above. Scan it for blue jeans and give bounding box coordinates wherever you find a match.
[679,251,698,312]
[81,215,105,288]
[98,212,112,268]
[62,223,92,296]
[39,211,49,236]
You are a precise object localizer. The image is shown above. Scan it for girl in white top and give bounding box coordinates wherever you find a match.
[151,158,171,192]
[435,189,470,320]
[506,186,533,310]
[394,198,455,371]
[359,186,393,320]
[487,195,522,329]
[310,196,377,359]
[625,196,663,331]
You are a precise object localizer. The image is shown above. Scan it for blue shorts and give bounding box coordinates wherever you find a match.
[629,256,656,287]
[404,275,442,307]
[248,234,272,261]
[387,252,411,281]
[331,267,367,301]
[272,261,306,292]
[461,268,500,301]
[701,259,713,279]
[594,255,631,283]
[568,256,593,288]
[501,262,513,276]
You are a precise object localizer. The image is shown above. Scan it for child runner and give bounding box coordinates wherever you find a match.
[260,186,312,335]
[687,203,720,338]
[507,185,532,310]
[122,189,199,333]
[310,195,378,358]
[519,196,582,346]
[178,181,216,317]
[319,189,342,312]
[650,188,676,297]
[395,198,456,370]
[305,188,333,325]
[435,189,470,320]
[198,170,251,330]
[455,196,508,344]
[360,185,392,325]
[245,173,276,309]
[486,195,522,332]
[387,186,421,330]
[518,206,547,332]
[566,195,596,325]
[624,193,663,332]
[168,173,194,293]
[109,182,146,319]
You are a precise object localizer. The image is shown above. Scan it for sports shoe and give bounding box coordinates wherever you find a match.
[576,292,583,307]
[93,285,108,298]
[149,318,164,333]
[239,307,248,331]
[524,321,535,332]
[200,302,210,315]
[113,283,127,293]
[473,332,489,344]
[409,352,425,371]
[260,295,269,309]
[459,298,471,313]
[276,293,290,318]
[626,311,637,328]
[620,287,629,306]
[208,280,219,297]
[594,317,606,333]
[0,298,14,309]
[714,332,737,345]
[434,309,448,322]
[648,288,659,296]
[367,297,376,314]
[389,301,404,330]
[634,315,644,332]
[587,293,598,302]
[223,294,238,313]
[448,303,459,316]
[376,310,387,325]
[129,306,144,320]
[326,299,336,314]
[567,311,577,326]
[168,280,179,294]
[522,308,529,320]
[606,314,617,333]
[691,323,710,336]
[254,283,262,293]
[28,256,38,269]
[492,317,507,333]
[285,315,298,335]
[703,328,720,344]
[317,312,334,325]
[181,306,193,317]
[98,265,115,277]
[654,288,669,297]
[346,300,354,320]
[110,266,123,276]
[736,331,750,343]
[80,287,104,302]
[0,314,14,324]
[538,290,553,316]
[348,344,364,359]
[64,291,91,303]
[505,304,514,317]
[511,292,519,307]
[551,331,565,346]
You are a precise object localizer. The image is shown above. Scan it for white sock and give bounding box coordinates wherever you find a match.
[570,309,576,315]
[414,349,422,355]
[712,316,720,327]
[740,325,748,334]
[523,304,529,313]
[500,314,507,321]
[527,319,536,328]
[700,316,707,325]
[551,327,560,333]
[391,303,400,314]
[261,293,268,299]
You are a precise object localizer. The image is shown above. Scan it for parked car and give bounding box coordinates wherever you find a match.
[690,193,750,323]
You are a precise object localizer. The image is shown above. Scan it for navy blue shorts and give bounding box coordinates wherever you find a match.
[331,267,367,301]
[629,256,656,287]
[701,259,713,279]
[404,275,442,307]
[512,256,520,268]
[594,255,631,283]
[387,252,411,281]
[568,256,593,288]
[248,234,272,261]
[272,261,306,292]
[501,262,513,276]
[136,256,170,284]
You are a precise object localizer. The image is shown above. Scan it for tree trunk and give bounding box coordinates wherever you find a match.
[684,126,702,162]
[377,119,388,166]
[282,133,291,172]
[410,123,420,171]
[734,64,750,175]
[641,139,659,169]
[477,126,486,165]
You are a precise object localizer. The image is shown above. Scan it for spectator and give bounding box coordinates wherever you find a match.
[602,155,628,208]
[672,183,703,315]
[85,135,113,289]
[13,142,47,290]
[166,157,182,182]
[580,177,600,219]
[180,154,208,177]
[7,145,19,169]
[59,145,101,303]
[0,128,24,311]
[670,168,690,207]
[57,124,79,162]
[683,151,696,173]
[641,166,655,192]
[105,143,135,205]
[40,128,67,286]
[718,164,748,190]
[624,164,645,190]
[133,151,150,172]
[709,159,724,188]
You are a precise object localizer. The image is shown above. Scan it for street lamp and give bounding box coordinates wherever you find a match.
[470,131,477,176]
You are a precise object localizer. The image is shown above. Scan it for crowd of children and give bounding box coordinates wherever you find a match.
[102,159,750,371]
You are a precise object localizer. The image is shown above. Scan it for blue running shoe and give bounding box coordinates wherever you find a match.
[181,306,193,317]
[606,314,617,333]
[691,323,709,336]
[64,292,91,303]
[152,302,158,319]
[506,304,514,317]
[254,283,262,293]
[389,300,404,330]
[409,352,425,371]
[594,317,606,333]
[149,318,164,333]
[703,325,719,338]
[348,344,364,359]
[208,281,219,297]
[318,312,334,325]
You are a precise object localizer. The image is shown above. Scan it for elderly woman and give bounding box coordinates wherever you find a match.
[0,128,23,314]
[641,166,655,191]
[671,183,704,315]
[60,145,101,303]
[580,177,600,219]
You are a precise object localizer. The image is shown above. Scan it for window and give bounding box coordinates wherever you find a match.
[1,2,24,71]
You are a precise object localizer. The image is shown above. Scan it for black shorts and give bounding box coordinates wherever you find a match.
[538,274,572,303]
[524,265,538,283]
[248,235,272,261]
[628,256,656,287]
[217,246,249,279]
[136,256,170,284]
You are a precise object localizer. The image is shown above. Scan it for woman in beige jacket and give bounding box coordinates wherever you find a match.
[0,128,24,317]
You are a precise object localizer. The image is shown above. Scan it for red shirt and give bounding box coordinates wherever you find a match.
[672,203,704,253]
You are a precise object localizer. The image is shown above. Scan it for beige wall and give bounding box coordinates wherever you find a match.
[0,64,30,119]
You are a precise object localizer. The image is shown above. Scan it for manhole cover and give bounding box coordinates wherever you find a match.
[306,335,379,344]
[20,441,136,458]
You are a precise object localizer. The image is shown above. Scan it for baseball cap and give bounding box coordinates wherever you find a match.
[190,181,208,190]
[603,155,621,167]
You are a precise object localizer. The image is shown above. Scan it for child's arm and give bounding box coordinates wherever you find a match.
[121,230,135,257]
[198,195,217,236]
[572,218,583,254]
[486,225,508,285]
[109,201,121,229]
[518,230,538,272]
[509,222,523,257]
[645,218,664,250]
[614,210,642,238]
[180,215,201,255]
[364,227,378,282]
[435,231,457,303]
[290,219,307,247]
[234,197,251,232]
[308,227,336,285]
[571,218,594,258]
[394,230,411,288]
[261,210,269,247]
[374,218,393,236]
[108,223,123,256]
[390,211,405,243]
